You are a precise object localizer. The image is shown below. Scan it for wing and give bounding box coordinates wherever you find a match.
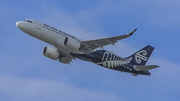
[80,28,137,54]
[57,50,76,65]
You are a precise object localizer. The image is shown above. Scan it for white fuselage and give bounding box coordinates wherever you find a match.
[16,19,83,55]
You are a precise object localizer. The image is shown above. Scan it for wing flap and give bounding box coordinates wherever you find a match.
[134,65,159,71]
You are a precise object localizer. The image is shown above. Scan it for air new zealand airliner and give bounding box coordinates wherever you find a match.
[16,19,159,76]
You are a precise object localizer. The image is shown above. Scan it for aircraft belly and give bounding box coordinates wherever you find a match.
[96,61,133,73]
[97,63,132,73]
[113,67,131,72]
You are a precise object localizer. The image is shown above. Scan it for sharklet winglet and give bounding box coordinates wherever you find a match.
[128,28,137,36]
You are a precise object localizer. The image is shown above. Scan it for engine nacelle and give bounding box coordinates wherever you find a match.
[42,46,59,60]
[64,37,81,51]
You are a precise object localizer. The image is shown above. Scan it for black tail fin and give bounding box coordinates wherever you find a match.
[126,45,154,66]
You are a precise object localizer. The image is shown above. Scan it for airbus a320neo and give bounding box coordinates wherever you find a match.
[16,19,159,76]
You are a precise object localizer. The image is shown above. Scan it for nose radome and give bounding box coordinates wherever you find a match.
[16,22,19,26]
[16,21,24,29]
[16,21,21,28]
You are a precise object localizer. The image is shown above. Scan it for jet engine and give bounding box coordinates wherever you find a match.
[64,37,81,51]
[42,46,59,60]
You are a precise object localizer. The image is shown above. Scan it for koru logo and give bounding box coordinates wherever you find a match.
[135,50,148,64]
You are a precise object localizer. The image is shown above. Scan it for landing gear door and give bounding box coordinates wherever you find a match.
[36,21,41,30]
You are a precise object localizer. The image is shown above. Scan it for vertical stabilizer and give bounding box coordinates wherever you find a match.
[126,45,154,66]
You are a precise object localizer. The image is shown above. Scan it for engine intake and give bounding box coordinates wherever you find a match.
[42,46,59,60]
[64,37,81,51]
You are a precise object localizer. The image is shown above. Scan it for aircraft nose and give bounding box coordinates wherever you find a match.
[16,21,24,29]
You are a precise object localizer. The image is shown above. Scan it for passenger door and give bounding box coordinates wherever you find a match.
[36,21,41,30]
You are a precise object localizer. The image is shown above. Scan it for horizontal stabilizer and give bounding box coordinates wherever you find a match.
[134,65,159,71]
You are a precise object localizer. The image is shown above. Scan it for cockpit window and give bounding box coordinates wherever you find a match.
[24,20,32,23]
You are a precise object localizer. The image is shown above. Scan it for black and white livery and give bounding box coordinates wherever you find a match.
[16,19,159,76]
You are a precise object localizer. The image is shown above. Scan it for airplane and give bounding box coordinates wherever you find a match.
[16,19,159,76]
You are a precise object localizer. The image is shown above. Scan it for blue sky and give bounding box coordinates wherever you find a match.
[0,0,180,101]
